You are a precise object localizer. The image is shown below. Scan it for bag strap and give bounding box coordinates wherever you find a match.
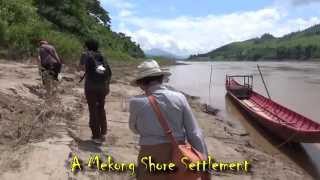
[147,95,179,147]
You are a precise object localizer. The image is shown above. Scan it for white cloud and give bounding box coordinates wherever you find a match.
[119,9,133,17]
[101,0,320,56]
[101,0,134,10]
[116,8,320,56]
[101,0,135,17]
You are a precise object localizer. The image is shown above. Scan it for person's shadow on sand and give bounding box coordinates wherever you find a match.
[68,129,102,153]
[76,139,102,153]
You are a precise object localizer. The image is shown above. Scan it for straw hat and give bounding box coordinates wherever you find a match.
[131,60,171,86]
[39,40,48,45]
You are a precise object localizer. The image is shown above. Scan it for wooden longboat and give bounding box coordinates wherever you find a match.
[226,75,320,143]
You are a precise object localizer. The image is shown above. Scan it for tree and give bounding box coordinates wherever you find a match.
[276,46,287,59]
[0,0,145,60]
[261,33,275,40]
[305,46,312,59]
[85,0,111,27]
[34,0,88,34]
[305,45,317,59]
[294,45,302,59]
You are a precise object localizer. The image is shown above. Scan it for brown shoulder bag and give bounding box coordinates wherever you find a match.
[148,95,209,180]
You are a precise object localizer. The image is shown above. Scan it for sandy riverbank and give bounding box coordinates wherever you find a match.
[0,60,314,180]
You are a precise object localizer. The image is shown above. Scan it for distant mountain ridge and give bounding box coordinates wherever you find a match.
[190,24,320,61]
[145,48,182,59]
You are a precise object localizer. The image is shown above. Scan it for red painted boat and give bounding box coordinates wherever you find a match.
[226,75,320,143]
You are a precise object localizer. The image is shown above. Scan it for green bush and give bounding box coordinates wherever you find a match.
[0,20,8,45]
[43,31,82,63]
[104,48,136,62]
[0,0,145,61]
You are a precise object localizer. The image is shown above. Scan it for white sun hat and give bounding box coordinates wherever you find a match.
[131,60,171,86]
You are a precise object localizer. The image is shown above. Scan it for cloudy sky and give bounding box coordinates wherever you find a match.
[100,0,320,57]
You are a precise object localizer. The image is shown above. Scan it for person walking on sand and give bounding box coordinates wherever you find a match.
[38,40,62,98]
[129,60,209,180]
[79,39,112,144]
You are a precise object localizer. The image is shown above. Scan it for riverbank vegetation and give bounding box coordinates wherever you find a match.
[0,0,145,63]
[190,24,320,61]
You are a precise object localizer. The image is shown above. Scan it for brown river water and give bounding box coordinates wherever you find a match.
[168,61,320,178]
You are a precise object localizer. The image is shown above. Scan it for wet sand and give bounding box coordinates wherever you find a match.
[0,60,316,179]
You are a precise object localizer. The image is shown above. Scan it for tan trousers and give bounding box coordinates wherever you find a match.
[41,69,58,98]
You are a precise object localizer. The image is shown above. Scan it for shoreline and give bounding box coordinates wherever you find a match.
[0,60,316,179]
[187,58,320,62]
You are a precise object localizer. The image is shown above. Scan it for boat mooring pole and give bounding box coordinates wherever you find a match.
[208,64,213,105]
[257,64,272,99]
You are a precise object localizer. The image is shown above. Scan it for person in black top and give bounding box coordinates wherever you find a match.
[79,39,112,143]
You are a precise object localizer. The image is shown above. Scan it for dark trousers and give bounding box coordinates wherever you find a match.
[85,87,107,139]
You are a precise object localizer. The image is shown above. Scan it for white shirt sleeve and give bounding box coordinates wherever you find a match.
[129,99,139,134]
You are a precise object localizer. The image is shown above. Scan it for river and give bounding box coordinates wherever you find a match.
[168,61,320,178]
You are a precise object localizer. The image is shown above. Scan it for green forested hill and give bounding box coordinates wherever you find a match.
[190,24,320,61]
[0,0,145,62]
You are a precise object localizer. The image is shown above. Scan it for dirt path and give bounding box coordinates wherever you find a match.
[0,60,315,180]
